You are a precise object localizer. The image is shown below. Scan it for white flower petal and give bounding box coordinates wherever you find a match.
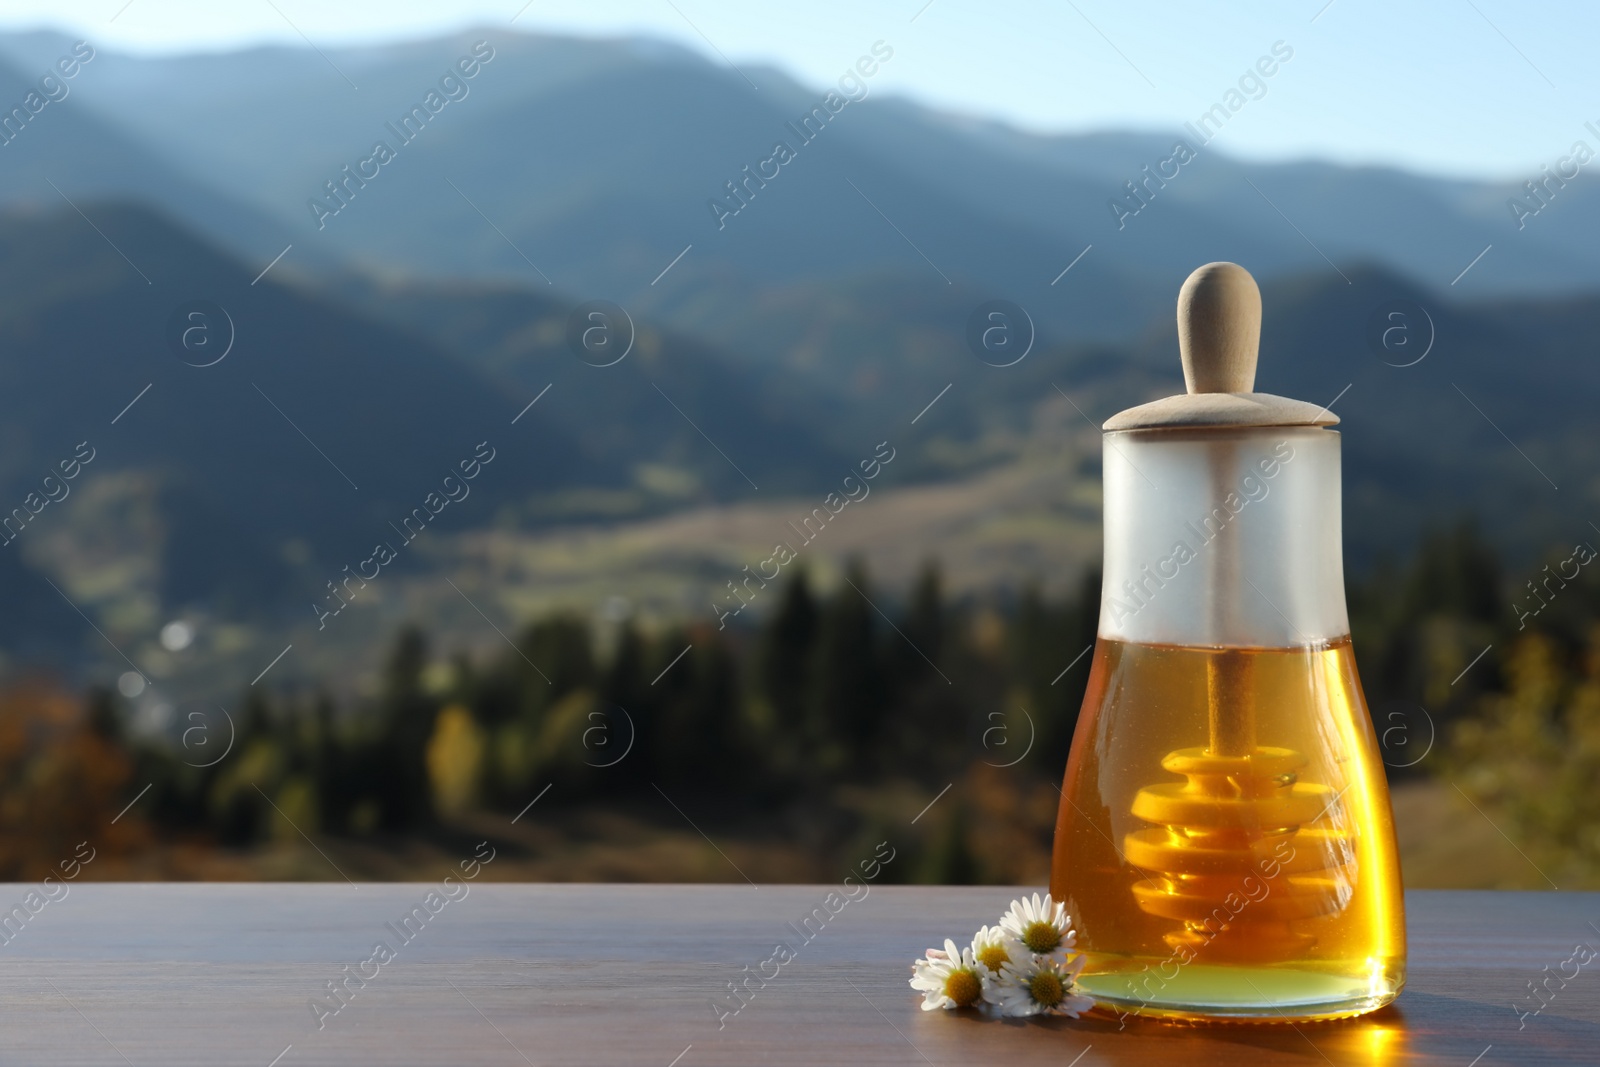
[907,941,985,1011]
[992,951,1095,1017]
[996,892,1077,961]
[968,924,1026,976]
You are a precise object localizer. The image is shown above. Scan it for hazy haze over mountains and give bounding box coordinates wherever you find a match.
[1,27,1595,340]
[0,26,1593,699]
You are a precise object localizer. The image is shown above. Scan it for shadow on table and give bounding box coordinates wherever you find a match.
[934,992,1600,1064]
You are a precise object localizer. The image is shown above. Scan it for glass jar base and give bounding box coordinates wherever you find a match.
[1077,962,1403,1024]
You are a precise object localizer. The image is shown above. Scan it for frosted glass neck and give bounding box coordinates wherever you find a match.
[1099,426,1349,649]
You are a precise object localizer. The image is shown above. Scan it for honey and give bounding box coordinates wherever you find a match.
[1050,638,1405,1021]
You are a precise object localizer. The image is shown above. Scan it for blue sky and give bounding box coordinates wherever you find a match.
[0,0,1593,179]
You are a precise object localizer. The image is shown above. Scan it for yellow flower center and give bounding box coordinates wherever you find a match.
[943,967,983,1008]
[1021,920,1061,954]
[1029,970,1065,1008]
[976,943,1010,973]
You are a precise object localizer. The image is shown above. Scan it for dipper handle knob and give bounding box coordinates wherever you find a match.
[1178,262,1260,394]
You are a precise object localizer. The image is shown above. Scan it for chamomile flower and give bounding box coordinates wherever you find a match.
[989,953,1094,1018]
[969,925,1023,977]
[910,938,986,1011]
[997,892,1076,960]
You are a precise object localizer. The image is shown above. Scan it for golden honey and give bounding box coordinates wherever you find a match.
[1050,637,1406,1021]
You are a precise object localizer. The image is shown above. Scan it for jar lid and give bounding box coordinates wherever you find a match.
[1103,262,1338,432]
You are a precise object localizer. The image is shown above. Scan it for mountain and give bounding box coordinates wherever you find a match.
[327,273,861,504]
[0,200,594,611]
[2,26,1596,351]
[0,198,1589,704]
[335,257,1600,573]
[0,48,327,276]
[0,27,1592,701]
[0,198,871,704]
[312,260,1600,679]
[333,270,1163,486]
[0,196,857,604]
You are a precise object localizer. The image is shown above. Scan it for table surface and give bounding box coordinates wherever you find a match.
[0,884,1591,1066]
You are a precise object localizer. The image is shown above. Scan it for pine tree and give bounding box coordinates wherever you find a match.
[601,622,652,788]
[810,560,885,774]
[897,560,945,680]
[1018,566,1099,776]
[758,567,820,744]
[654,628,744,791]
[883,560,963,773]
[376,625,437,828]
[520,615,596,699]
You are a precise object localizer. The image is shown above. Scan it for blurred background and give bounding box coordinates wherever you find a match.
[0,0,1594,887]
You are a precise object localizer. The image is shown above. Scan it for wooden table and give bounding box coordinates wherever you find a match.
[0,885,1591,1065]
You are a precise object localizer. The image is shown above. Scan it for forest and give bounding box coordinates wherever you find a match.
[3,520,1596,889]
